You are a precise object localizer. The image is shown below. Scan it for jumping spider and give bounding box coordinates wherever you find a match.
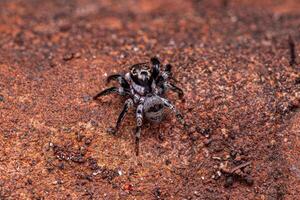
[93,57,187,155]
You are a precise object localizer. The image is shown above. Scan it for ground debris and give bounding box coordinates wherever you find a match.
[52,144,86,163]
[87,158,119,182]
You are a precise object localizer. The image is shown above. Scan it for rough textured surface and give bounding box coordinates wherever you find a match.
[0,0,300,199]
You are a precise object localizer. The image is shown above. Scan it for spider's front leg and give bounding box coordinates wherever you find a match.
[160,97,188,130]
[165,82,184,99]
[107,74,130,89]
[150,57,161,80]
[134,103,144,156]
[93,87,129,100]
[161,64,184,99]
[162,64,172,79]
[108,98,133,134]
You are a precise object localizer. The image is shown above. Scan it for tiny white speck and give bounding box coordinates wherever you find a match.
[169,39,175,46]
[104,73,107,77]
[93,170,101,176]
[118,170,123,176]
[231,16,237,23]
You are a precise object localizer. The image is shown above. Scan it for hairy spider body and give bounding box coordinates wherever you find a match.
[93,57,186,155]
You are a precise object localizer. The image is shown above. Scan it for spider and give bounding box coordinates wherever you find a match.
[93,57,187,155]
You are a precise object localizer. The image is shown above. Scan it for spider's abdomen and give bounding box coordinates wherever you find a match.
[143,95,165,123]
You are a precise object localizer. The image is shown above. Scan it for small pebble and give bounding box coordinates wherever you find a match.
[84,138,92,146]
[80,146,87,155]
[63,53,73,61]
[221,128,228,138]
[0,95,4,102]
[107,127,117,135]
[203,148,209,158]
[243,166,252,174]
[194,191,200,197]
[245,176,254,186]
[53,179,63,185]
[230,150,237,158]
[224,176,234,187]
[74,52,81,58]
[83,95,91,102]
[58,162,64,170]
[27,179,33,185]
[118,170,123,176]
[76,132,84,142]
[165,159,171,165]
[270,139,276,145]
[204,138,212,146]
[235,169,243,176]
[235,155,242,161]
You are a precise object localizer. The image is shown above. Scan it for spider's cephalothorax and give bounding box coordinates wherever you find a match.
[93,57,186,155]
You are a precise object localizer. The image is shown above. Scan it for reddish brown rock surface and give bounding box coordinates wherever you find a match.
[0,0,300,199]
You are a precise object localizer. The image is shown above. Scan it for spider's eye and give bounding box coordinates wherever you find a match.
[131,68,137,75]
[141,71,148,76]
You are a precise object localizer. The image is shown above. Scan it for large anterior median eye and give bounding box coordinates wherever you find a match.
[141,68,151,76]
[141,71,148,76]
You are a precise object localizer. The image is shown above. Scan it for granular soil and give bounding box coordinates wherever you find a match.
[0,0,300,199]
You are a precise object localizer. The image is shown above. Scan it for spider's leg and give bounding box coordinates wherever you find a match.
[135,126,141,156]
[107,74,130,89]
[134,103,144,156]
[165,82,184,98]
[150,57,161,80]
[111,98,133,134]
[107,74,122,83]
[162,64,179,82]
[161,64,172,80]
[165,63,172,74]
[160,97,188,129]
[93,87,128,100]
[155,64,172,86]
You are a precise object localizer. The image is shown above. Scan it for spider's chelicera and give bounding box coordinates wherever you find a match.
[93,57,186,155]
